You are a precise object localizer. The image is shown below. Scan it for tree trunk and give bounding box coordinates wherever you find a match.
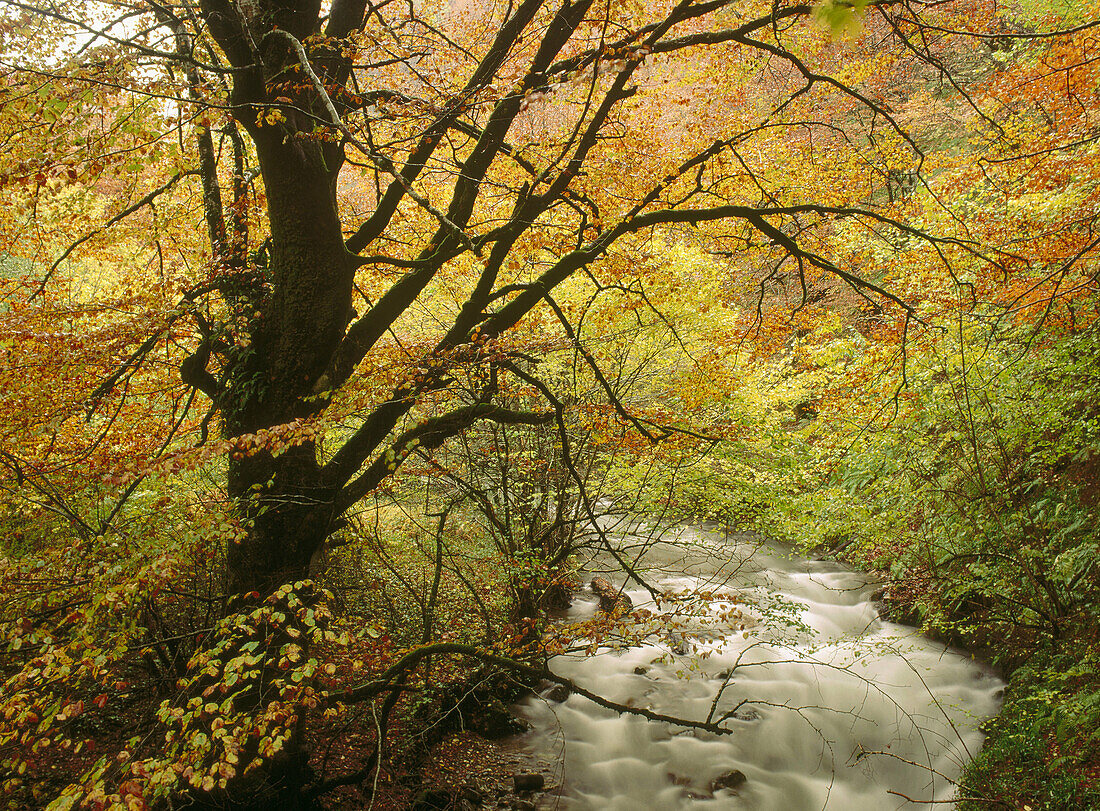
[224,129,350,595]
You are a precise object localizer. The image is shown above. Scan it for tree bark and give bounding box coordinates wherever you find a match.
[223,127,351,594]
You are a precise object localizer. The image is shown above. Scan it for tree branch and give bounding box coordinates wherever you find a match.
[329,642,735,736]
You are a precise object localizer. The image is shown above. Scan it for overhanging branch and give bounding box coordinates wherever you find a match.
[330,641,735,736]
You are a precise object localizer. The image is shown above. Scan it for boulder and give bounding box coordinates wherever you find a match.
[667,631,689,655]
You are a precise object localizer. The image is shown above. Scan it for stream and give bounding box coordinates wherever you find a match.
[515,525,1004,810]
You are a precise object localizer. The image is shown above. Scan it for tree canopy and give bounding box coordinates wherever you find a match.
[1,0,1098,806]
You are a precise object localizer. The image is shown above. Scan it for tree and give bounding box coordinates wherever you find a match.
[4,0,1099,806]
[2,0,999,597]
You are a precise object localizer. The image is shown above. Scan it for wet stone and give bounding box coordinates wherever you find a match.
[513,772,545,793]
[460,784,486,804]
[413,788,464,810]
[591,577,633,616]
[544,683,571,703]
[710,769,747,793]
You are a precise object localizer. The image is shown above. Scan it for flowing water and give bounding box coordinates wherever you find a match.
[516,526,1003,810]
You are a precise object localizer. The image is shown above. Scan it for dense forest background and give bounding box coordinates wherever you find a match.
[0,0,1098,807]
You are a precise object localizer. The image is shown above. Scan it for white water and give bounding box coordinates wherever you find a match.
[517,527,1003,810]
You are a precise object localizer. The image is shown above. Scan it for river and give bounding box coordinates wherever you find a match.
[515,525,1004,810]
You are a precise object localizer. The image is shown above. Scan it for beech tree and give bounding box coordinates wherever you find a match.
[3,0,1099,806]
[3,0,1001,596]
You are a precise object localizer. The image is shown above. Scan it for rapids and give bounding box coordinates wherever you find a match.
[516,527,1003,810]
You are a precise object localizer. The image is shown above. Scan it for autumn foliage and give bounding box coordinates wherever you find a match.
[0,0,1098,807]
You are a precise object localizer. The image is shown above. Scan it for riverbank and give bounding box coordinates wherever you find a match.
[866,563,1100,811]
